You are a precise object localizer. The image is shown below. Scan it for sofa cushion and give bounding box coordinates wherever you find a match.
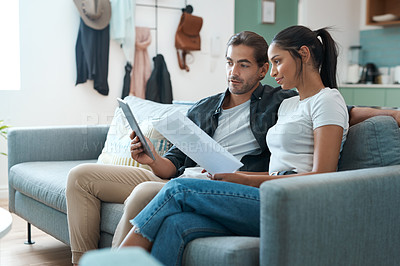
[9,160,96,213]
[100,203,124,235]
[338,116,400,171]
[183,236,259,266]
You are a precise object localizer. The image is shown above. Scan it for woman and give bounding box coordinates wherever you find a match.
[119,25,349,265]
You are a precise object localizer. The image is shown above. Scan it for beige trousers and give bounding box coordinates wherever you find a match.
[65,163,167,264]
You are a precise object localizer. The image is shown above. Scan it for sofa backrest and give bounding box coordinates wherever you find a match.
[122,97,400,172]
[338,116,400,171]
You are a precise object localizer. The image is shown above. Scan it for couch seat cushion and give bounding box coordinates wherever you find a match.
[183,236,259,266]
[9,160,96,213]
[100,203,124,235]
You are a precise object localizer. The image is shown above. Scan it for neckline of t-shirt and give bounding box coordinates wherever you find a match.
[222,99,251,112]
[298,87,330,103]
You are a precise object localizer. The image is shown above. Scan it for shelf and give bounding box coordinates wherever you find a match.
[367,20,400,26]
[366,0,400,27]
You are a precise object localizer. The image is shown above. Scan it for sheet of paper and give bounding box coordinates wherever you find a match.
[152,111,243,174]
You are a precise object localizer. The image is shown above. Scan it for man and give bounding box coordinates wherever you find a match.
[66,31,400,265]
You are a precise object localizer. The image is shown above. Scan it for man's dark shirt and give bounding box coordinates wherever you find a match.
[164,83,298,177]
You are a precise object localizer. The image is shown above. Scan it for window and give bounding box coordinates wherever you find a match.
[0,1,20,90]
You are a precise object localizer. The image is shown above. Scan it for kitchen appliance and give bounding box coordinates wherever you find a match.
[346,46,362,83]
[359,63,379,84]
[378,67,390,84]
[394,65,400,84]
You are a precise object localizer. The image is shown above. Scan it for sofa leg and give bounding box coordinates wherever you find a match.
[24,223,35,245]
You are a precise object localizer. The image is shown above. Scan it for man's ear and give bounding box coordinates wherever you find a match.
[260,62,269,80]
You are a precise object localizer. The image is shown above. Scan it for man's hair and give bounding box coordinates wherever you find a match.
[226,31,269,67]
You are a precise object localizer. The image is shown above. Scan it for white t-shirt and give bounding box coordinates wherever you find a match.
[212,100,261,161]
[180,100,261,179]
[266,88,349,174]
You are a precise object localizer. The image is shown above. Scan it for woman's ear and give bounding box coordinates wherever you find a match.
[299,45,311,63]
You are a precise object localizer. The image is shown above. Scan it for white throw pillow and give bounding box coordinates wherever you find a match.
[97,96,193,169]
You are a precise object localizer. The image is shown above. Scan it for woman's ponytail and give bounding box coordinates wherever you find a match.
[314,28,338,88]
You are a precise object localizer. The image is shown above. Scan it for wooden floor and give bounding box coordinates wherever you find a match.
[0,199,72,266]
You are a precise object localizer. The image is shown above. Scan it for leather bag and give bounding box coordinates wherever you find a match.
[175,12,203,72]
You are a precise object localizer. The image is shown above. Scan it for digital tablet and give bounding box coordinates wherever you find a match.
[117,98,155,160]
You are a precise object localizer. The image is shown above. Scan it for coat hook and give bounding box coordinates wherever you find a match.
[181,5,193,14]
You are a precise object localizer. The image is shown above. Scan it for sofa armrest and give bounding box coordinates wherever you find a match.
[7,125,109,170]
[260,165,400,266]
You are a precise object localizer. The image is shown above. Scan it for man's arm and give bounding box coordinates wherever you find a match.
[350,106,400,127]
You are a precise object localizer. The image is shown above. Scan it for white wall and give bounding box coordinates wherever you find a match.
[0,0,234,197]
[298,0,362,84]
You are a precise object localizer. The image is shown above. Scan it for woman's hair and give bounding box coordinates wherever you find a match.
[226,31,269,67]
[271,25,338,88]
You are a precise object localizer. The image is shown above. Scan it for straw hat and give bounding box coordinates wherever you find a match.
[73,0,111,30]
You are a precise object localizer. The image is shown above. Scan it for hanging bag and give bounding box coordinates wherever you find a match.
[175,11,203,72]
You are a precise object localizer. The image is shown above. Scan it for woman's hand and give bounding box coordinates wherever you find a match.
[211,172,250,185]
[203,170,273,187]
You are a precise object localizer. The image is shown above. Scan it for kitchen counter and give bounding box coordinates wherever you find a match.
[339,84,400,89]
[339,84,400,108]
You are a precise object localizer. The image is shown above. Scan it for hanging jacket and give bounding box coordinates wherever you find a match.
[75,19,110,96]
[145,54,173,104]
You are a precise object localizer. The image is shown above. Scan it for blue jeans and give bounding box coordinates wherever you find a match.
[131,178,260,266]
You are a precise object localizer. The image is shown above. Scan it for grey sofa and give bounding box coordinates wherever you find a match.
[8,101,400,265]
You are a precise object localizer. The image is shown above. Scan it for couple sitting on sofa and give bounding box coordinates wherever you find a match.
[66,26,400,265]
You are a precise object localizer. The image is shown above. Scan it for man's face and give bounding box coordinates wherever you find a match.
[225,45,265,95]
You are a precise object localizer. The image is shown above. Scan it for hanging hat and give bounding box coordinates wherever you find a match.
[73,0,111,30]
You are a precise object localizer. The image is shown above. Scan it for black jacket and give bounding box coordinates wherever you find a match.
[75,19,110,96]
[146,54,173,104]
[164,83,298,177]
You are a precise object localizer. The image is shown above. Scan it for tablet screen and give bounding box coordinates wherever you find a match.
[117,98,155,161]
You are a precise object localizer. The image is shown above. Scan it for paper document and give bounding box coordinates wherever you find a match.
[152,111,243,174]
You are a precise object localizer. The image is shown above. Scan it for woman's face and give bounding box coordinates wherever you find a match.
[268,43,300,90]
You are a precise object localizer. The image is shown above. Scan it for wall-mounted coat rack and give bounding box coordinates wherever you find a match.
[136,0,192,54]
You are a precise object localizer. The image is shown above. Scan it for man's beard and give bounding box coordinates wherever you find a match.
[228,75,259,95]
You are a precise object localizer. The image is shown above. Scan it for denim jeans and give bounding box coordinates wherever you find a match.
[131,178,260,266]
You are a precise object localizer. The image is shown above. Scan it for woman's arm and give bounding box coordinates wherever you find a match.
[350,107,400,127]
[310,124,343,172]
[212,124,344,187]
[211,172,271,187]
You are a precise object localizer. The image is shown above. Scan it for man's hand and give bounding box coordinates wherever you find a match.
[130,131,156,165]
